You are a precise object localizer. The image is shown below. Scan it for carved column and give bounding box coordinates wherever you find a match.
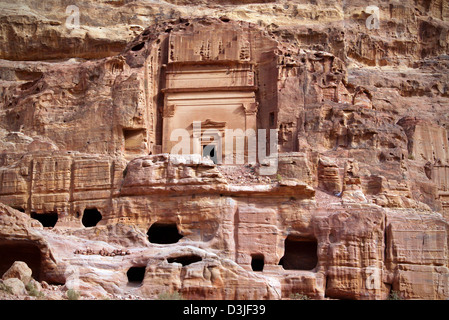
[162,102,176,153]
[243,102,258,163]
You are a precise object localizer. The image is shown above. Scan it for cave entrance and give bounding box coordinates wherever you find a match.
[167,254,202,266]
[0,240,42,281]
[30,212,58,228]
[279,236,318,271]
[251,254,264,272]
[147,222,183,244]
[126,266,146,286]
[82,208,102,227]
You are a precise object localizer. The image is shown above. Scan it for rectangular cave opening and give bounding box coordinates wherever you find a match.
[30,212,58,228]
[251,254,265,272]
[123,128,146,152]
[147,222,183,244]
[279,236,318,271]
[126,266,146,286]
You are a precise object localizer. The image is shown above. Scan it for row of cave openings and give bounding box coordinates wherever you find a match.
[127,222,201,286]
[23,211,319,272]
[16,208,319,285]
[17,208,103,228]
[252,236,318,272]
[126,254,204,286]
[126,230,319,286]
[147,223,319,272]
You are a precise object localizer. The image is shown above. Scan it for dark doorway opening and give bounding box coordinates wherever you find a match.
[30,212,58,228]
[279,236,318,271]
[147,222,183,244]
[0,240,42,281]
[131,42,145,51]
[269,112,275,127]
[82,208,102,227]
[203,144,217,164]
[126,266,146,285]
[251,254,264,272]
[167,255,202,266]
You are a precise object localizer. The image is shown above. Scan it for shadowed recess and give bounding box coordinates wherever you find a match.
[251,254,264,271]
[127,266,146,284]
[82,208,102,227]
[0,240,42,281]
[30,212,58,228]
[167,254,202,266]
[147,222,183,244]
[279,236,318,271]
[131,42,145,51]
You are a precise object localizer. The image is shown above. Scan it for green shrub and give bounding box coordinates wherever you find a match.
[388,290,402,300]
[157,291,184,300]
[289,293,310,300]
[66,289,81,300]
[26,282,44,298]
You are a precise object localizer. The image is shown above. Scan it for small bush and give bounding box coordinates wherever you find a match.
[289,293,310,300]
[157,291,184,300]
[66,289,81,300]
[26,282,44,298]
[388,290,402,300]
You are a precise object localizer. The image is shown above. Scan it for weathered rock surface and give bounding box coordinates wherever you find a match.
[2,278,27,296]
[2,261,32,284]
[0,1,448,300]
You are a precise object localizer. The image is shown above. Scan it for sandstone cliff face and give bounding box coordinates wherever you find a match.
[0,1,448,300]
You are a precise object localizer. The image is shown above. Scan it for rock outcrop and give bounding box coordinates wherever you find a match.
[0,1,448,300]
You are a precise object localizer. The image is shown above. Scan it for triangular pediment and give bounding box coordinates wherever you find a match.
[200,119,227,128]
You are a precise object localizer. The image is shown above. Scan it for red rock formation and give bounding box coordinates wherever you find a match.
[0,2,448,300]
